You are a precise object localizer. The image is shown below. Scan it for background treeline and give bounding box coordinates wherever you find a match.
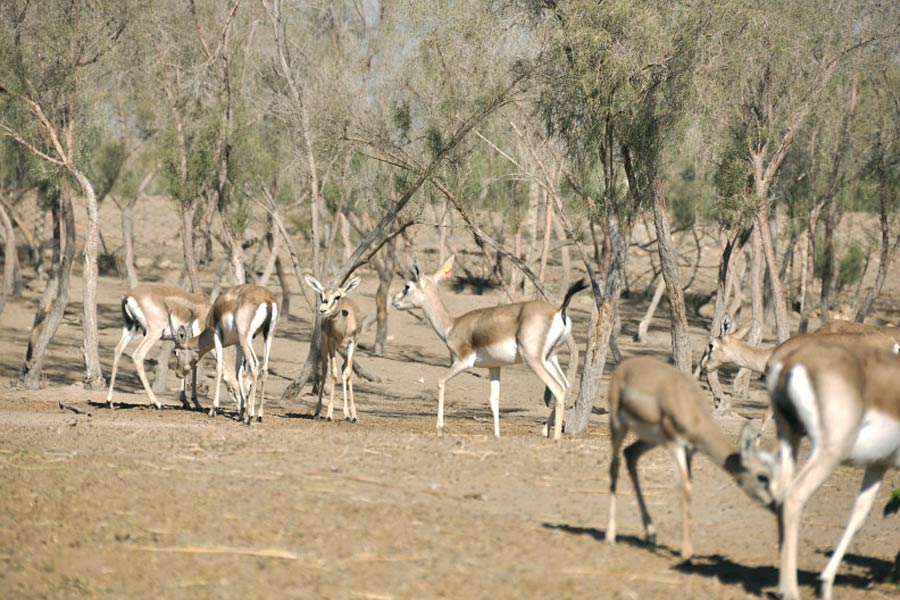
[0,0,897,431]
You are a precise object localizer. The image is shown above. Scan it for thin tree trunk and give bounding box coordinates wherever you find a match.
[19,183,76,389]
[538,193,553,284]
[218,210,246,284]
[372,239,396,356]
[181,203,202,293]
[74,171,105,389]
[553,215,571,295]
[756,202,790,343]
[733,226,765,401]
[0,200,17,318]
[798,202,823,333]
[820,205,838,320]
[652,183,690,372]
[855,193,900,321]
[636,278,665,343]
[121,198,138,288]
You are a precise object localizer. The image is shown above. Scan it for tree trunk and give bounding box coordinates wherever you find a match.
[855,193,900,321]
[19,184,76,389]
[0,200,17,319]
[373,238,396,356]
[121,198,139,288]
[798,203,823,333]
[74,171,105,389]
[636,278,665,343]
[553,215,571,295]
[538,193,553,284]
[218,209,247,284]
[651,183,691,372]
[756,202,790,343]
[732,226,765,401]
[181,202,202,293]
[819,203,839,321]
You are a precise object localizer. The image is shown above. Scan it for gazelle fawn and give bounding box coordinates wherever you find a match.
[759,343,900,600]
[391,255,588,440]
[303,274,365,423]
[174,284,278,424]
[606,357,776,560]
[108,285,211,410]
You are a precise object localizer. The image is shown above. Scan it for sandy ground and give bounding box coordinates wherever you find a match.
[0,196,898,599]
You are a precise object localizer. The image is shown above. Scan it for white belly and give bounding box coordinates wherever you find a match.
[474,339,520,368]
[846,409,900,467]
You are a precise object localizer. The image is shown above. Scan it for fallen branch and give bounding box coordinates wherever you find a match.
[128,544,299,559]
[58,401,91,417]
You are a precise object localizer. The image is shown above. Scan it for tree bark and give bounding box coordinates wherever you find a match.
[798,202,824,333]
[19,183,76,389]
[0,199,17,319]
[181,202,202,293]
[636,278,665,343]
[372,237,396,356]
[74,170,105,389]
[120,199,138,288]
[756,201,790,343]
[855,192,900,321]
[651,183,690,372]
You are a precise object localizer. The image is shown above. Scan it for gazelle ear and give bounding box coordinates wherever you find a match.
[410,256,422,282]
[433,255,454,281]
[304,274,326,296]
[342,275,361,295]
[721,314,734,337]
[739,423,755,461]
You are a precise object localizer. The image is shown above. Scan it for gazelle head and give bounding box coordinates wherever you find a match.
[169,311,200,378]
[700,314,751,373]
[391,255,454,311]
[731,423,781,511]
[304,274,361,319]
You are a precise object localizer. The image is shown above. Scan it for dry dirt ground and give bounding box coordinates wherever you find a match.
[0,197,898,599]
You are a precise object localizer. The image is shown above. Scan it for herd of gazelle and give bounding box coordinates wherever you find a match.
[104,256,898,600]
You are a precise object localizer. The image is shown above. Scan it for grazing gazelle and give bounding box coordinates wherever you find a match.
[174,284,278,424]
[701,318,900,442]
[107,285,211,410]
[391,255,588,440]
[605,357,777,560]
[303,274,365,423]
[760,343,900,600]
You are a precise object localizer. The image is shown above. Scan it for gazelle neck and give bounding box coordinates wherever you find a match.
[727,338,773,373]
[186,328,217,364]
[695,425,741,475]
[420,283,456,342]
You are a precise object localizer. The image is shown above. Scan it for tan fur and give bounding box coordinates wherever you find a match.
[175,284,278,424]
[304,275,365,422]
[392,256,586,439]
[107,285,212,410]
[760,343,900,600]
[606,357,776,560]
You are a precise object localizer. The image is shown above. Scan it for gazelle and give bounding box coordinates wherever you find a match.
[605,357,777,560]
[303,274,365,423]
[391,255,588,440]
[759,342,900,600]
[700,318,900,441]
[107,285,211,410]
[174,284,278,424]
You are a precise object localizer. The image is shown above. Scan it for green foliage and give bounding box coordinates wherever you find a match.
[712,131,754,229]
[835,239,867,290]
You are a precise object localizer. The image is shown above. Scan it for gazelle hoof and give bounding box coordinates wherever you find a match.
[256,416,262,424]
[107,400,115,410]
[437,425,445,437]
[209,408,218,418]
[325,417,332,422]
[647,532,657,546]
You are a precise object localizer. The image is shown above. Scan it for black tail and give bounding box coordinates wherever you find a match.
[559,278,589,324]
[260,302,275,340]
[121,298,136,331]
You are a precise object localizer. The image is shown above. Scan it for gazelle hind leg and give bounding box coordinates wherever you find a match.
[488,367,501,437]
[257,325,275,423]
[107,327,137,407]
[210,331,227,417]
[522,352,566,440]
[624,440,657,545]
[817,465,886,600]
[670,443,693,559]
[239,339,260,425]
[132,331,164,409]
[606,423,628,545]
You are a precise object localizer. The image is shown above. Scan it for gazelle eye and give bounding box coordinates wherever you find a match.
[756,473,769,485]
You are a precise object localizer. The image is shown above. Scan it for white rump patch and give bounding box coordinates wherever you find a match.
[475,338,518,367]
[765,361,783,397]
[125,297,147,331]
[785,365,820,447]
[544,312,569,360]
[848,409,900,466]
[249,303,269,338]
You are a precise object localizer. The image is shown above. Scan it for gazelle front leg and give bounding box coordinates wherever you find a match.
[488,367,501,437]
[435,356,474,436]
[132,331,165,410]
[342,340,358,423]
[670,442,693,560]
[107,327,137,408]
[326,353,338,422]
[606,424,628,545]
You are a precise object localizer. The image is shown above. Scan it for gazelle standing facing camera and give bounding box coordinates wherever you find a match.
[304,274,365,423]
[392,256,587,440]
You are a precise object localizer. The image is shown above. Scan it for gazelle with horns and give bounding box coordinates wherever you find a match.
[303,274,365,422]
[606,357,777,560]
[107,285,213,410]
[757,343,900,600]
[174,284,278,424]
[391,255,588,440]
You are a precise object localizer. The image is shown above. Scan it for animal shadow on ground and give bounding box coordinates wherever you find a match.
[674,552,882,597]
[451,276,499,295]
[542,523,681,560]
